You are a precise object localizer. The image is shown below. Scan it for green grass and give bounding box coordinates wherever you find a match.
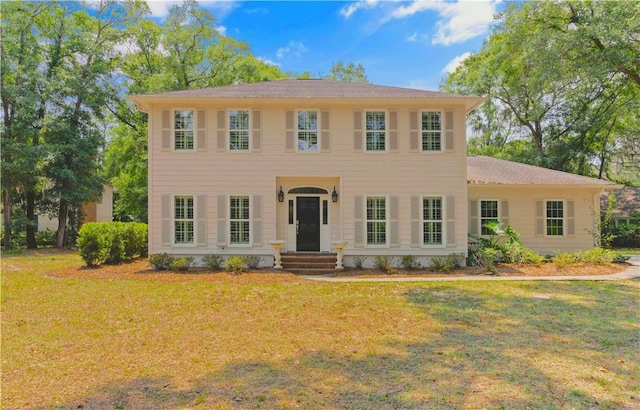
[2,251,639,409]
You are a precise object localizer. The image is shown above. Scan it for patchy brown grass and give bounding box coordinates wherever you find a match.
[2,250,639,409]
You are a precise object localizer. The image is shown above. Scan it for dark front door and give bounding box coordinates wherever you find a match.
[296,196,320,251]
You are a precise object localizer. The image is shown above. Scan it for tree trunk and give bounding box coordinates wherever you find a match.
[26,190,37,248]
[3,189,12,249]
[56,199,68,248]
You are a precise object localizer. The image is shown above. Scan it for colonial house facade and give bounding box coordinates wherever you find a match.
[129,80,618,268]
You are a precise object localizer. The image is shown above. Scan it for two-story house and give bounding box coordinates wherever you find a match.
[129,79,618,268]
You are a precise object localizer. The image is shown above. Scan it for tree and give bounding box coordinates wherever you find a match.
[325,61,369,83]
[443,1,639,180]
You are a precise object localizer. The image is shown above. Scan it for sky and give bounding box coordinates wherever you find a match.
[147,0,506,90]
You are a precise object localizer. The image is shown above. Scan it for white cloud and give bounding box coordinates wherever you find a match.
[442,52,471,73]
[390,0,499,46]
[406,31,428,43]
[258,57,281,67]
[216,25,227,36]
[407,32,418,42]
[145,0,239,20]
[276,41,309,59]
[406,79,439,91]
[146,0,182,18]
[340,0,379,18]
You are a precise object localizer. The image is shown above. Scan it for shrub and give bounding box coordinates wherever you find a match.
[104,223,125,264]
[36,229,57,247]
[202,254,224,271]
[245,255,261,269]
[503,243,545,266]
[353,256,366,270]
[471,247,499,274]
[575,247,616,264]
[171,257,195,272]
[400,255,421,270]
[225,256,246,274]
[149,253,174,270]
[373,255,395,273]
[430,253,464,273]
[77,223,109,266]
[551,251,576,269]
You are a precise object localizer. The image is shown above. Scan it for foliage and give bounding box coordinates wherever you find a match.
[352,255,366,270]
[373,255,396,273]
[325,61,369,83]
[443,1,640,181]
[202,254,225,271]
[551,252,577,270]
[468,223,542,272]
[429,254,464,273]
[609,222,640,248]
[77,222,148,267]
[244,255,261,269]
[502,243,545,266]
[400,255,421,270]
[588,194,617,248]
[225,256,246,274]
[171,257,195,272]
[575,248,617,265]
[149,253,175,271]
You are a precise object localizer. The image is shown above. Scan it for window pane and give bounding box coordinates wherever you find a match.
[546,201,564,236]
[174,110,194,130]
[174,196,194,244]
[297,111,318,152]
[230,196,250,244]
[366,197,386,245]
[366,111,386,151]
[480,200,499,236]
[229,111,249,150]
[423,197,443,245]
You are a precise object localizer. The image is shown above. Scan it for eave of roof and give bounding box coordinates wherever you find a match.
[128,79,485,113]
[467,156,622,188]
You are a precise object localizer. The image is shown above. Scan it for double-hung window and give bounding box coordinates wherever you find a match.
[174,110,194,150]
[365,111,386,151]
[230,196,250,244]
[229,110,250,151]
[366,196,387,245]
[297,110,318,152]
[421,111,442,151]
[423,196,443,246]
[546,200,564,236]
[174,196,194,244]
[480,200,499,236]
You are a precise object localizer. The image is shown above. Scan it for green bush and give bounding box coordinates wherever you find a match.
[245,255,261,269]
[149,253,174,270]
[430,253,464,273]
[373,255,395,273]
[202,254,224,271]
[551,251,576,269]
[171,257,195,272]
[36,229,57,247]
[575,247,617,264]
[353,256,366,270]
[400,255,421,270]
[225,256,246,274]
[503,243,545,266]
[77,222,148,267]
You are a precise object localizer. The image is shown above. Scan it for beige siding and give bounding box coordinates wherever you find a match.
[468,185,600,253]
[148,102,469,258]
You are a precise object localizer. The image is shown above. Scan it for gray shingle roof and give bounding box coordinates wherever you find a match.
[602,186,640,218]
[134,79,474,99]
[467,156,619,186]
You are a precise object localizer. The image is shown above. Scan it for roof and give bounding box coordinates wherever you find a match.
[128,79,484,113]
[602,186,640,218]
[467,156,621,187]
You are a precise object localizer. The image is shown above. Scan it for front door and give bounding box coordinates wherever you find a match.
[296,196,320,251]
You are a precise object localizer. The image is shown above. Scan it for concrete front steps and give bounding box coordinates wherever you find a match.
[281,253,337,275]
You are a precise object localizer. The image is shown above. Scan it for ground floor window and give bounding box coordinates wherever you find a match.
[174,196,194,244]
[546,200,564,236]
[480,200,499,236]
[230,196,250,244]
[423,196,443,245]
[366,196,387,245]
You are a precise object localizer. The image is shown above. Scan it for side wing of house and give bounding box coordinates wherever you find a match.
[468,185,602,254]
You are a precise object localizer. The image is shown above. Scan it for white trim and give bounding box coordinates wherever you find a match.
[228,194,252,247]
[172,108,196,152]
[363,109,389,153]
[227,109,252,153]
[421,194,446,248]
[478,198,500,237]
[295,109,320,153]
[364,194,389,248]
[419,108,444,153]
[172,194,196,246]
[544,198,566,238]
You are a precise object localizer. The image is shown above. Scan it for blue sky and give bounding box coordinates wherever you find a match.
[147,0,506,90]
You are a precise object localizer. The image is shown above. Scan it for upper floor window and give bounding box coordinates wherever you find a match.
[480,200,499,236]
[423,196,443,246]
[546,200,564,236]
[422,111,442,151]
[297,110,318,152]
[365,111,386,151]
[229,110,250,151]
[174,196,194,244]
[174,110,194,150]
[366,196,387,245]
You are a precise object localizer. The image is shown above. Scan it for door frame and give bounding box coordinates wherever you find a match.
[286,192,331,252]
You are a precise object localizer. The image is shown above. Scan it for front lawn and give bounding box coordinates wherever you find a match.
[2,250,639,409]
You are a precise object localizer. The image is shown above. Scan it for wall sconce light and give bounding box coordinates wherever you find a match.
[277,186,285,202]
[331,186,339,203]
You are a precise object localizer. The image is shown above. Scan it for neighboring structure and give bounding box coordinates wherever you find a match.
[36,185,114,231]
[129,79,619,267]
[601,186,640,226]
